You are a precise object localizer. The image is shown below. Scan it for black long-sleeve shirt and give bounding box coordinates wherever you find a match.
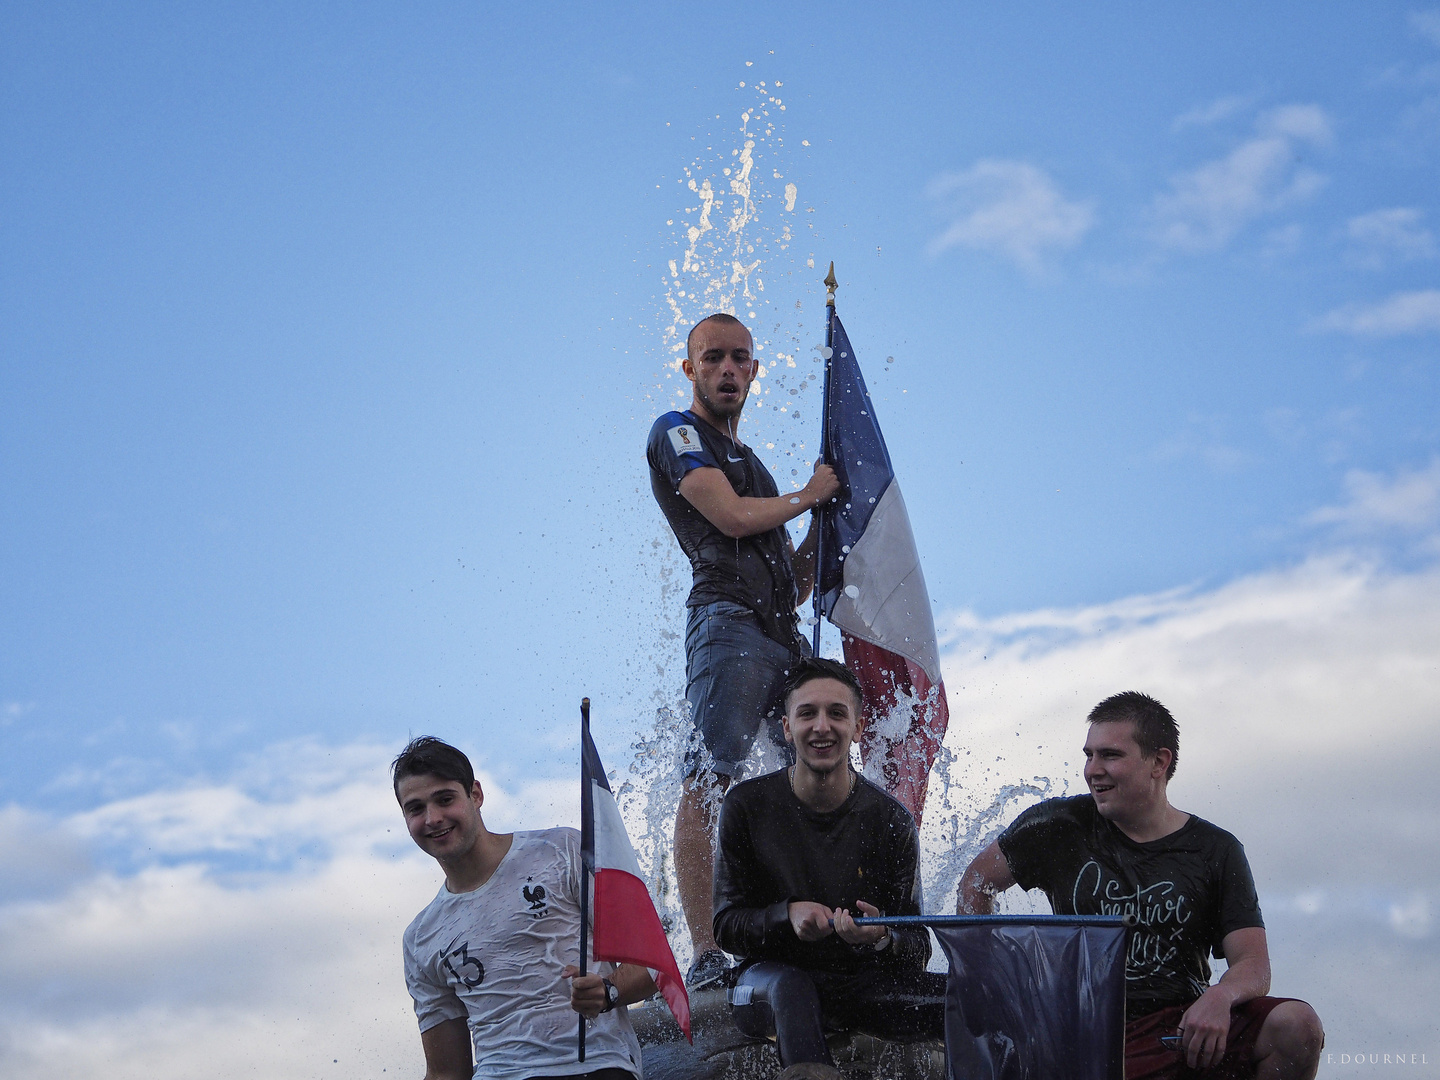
[712,769,930,974]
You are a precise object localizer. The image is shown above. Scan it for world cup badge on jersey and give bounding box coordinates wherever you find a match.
[668,425,704,455]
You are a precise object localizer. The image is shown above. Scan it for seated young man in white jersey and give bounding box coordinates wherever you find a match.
[394,736,656,1080]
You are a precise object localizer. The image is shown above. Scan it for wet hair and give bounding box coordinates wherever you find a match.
[1087,691,1180,780]
[783,656,865,714]
[685,312,749,361]
[391,736,475,800]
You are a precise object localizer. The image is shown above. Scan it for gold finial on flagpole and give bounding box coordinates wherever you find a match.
[824,261,838,309]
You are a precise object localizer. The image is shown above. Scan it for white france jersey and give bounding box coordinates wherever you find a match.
[402,827,642,1080]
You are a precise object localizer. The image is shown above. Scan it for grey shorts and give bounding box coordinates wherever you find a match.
[684,601,807,777]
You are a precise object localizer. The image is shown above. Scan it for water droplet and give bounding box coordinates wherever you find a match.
[844,585,860,599]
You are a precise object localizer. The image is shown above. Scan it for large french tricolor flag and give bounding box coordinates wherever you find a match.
[580,720,691,1042]
[816,310,950,825]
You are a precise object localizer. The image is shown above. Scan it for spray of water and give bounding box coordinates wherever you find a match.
[613,64,827,970]
[615,64,1062,971]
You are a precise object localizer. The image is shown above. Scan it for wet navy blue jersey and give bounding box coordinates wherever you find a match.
[647,410,801,649]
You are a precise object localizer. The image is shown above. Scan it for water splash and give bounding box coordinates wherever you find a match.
[613,701,793,970]
[618,66,1063,970]
[642,70,825,493]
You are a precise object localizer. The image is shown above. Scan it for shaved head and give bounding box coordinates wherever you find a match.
[686,312,749,361]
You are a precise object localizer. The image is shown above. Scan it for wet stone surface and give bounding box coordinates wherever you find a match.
[631,989,946,1079]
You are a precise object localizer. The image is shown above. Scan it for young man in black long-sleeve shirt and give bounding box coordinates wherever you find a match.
[712,658,945,1074]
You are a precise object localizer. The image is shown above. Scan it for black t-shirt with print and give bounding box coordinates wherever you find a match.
[997,795,1264,1011]
[647,409,801,649]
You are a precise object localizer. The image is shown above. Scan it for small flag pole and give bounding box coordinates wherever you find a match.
[577,696,591,1062]
[811,262,839,656]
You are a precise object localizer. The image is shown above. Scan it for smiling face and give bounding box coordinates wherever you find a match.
[1082,720,1172,823]
[783,676,862,778]
[397,773,486,864]
[683,317,756,426]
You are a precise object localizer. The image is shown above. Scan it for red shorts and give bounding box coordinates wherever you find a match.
[1124,997,1300,1080]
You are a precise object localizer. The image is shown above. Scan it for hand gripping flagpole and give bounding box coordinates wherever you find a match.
[577,697,591,1062]
[811,262,838,656]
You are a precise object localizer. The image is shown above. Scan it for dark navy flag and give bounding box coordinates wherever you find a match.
[816,311,949,823]
[936,924,1127,1080]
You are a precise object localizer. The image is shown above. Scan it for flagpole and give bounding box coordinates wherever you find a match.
[811,262,838,656]
[577,696,591,1062]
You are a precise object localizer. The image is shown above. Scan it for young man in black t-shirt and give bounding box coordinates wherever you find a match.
[646,313,839,988]
[957,692,1324,1080]
[713,658,945,1075]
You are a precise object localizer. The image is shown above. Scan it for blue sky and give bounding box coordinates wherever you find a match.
[3,4,1439,1075]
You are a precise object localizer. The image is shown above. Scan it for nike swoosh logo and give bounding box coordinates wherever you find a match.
[727,454,745,462]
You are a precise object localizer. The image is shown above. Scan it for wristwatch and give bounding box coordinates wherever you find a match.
[872,929,892,952]
[601,978,620,1013]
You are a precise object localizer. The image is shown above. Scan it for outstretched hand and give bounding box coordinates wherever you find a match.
[562,965,607,1020]
[788,901,836,941]
[833,900,889,947]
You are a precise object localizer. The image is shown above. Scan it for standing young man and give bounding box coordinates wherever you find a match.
[712,659,945,1076]
[394,737,655,1080]
[647,312,839,987]
[956,692,1325,1080]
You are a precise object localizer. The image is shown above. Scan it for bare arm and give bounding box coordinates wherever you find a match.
[1178,926,1271,1070]
[419,1018,472,1080]
[564,963,658,1020]
[679,463,838,539]
[956,840,1017,914]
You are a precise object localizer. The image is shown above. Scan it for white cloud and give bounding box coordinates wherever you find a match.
[926,160,1094,272]
[7,531,1440,1074]
[0,806,92,902]
[1389,892,1433,938]
[922,546,1440,1058]
[1153,413,1250,471]
[0,741,581,1080]
[1171,94,1252,131]
[1308,456,1440,532]
[1259,103,1333,143]
[1411,9,1440,48]
[1345,207,1437,268]
[2,701,36,725]
[1316,288,1440,335]
[934,555,1440,771]
[1151,105,1332,252]
[1259,222,1306,260]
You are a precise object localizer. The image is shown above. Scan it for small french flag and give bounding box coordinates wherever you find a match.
[581,716,691,1042]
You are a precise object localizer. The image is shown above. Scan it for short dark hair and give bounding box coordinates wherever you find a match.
[391,736,475,800]
[783,656,865,714]
[1087,692,1179,780]
[686,312,748,361]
